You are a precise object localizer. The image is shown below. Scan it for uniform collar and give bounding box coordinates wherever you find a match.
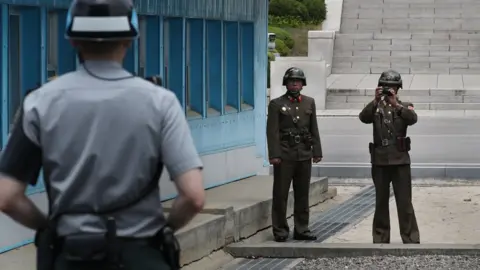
[286,94,302,103]
[80,60,123,69]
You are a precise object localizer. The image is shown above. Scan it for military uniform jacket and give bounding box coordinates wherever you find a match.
[267,94,322,161]
[359,99,417,166]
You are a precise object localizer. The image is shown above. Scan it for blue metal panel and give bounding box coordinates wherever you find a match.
[123,46,136,74]
[57,9,76,75]
[20,7,41,92]
[224,21,239,111]
[253,0,268,159]
[40,7,47,83]
[187,18,204,116]
[240,22,254,107]
[1,0,256,21]
[0,4,7,147]
[145,16,160,77]
[165,17,185,109]
[158,15,164,79]
[189,110,255,154]
[205,20,222,114]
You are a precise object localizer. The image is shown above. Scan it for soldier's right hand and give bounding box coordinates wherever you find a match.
[269,158,281,165]
[375,87,382,101]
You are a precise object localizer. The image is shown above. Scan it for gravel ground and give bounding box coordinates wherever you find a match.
[293,255,480,270]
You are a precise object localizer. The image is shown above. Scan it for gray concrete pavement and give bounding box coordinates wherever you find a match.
[317,116,480,164]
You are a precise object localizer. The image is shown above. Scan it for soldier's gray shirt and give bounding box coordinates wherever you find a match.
[7,61,203,237]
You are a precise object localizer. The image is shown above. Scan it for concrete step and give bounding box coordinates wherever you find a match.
[316,109,480,117]
[325,102,480,110]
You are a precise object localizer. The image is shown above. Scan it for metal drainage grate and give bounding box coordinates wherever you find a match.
[223,258,299,270]
[291,185,393,243]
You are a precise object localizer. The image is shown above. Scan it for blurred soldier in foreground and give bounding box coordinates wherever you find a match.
[0,0,205,269]
[359,70,420,244]
[266,67,322,242]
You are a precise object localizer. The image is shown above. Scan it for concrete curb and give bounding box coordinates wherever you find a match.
[171,178,336,266]
[269,164,480,179]
[225,242,480,259]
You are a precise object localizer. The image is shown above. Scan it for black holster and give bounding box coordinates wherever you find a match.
[35,226,58,270]
[152,226,180,270]
[396,137,411,152]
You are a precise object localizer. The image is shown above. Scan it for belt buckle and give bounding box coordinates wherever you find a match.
[294,135,301,143]
[381,139,389,146]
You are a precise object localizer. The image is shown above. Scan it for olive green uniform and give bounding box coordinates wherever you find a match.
[266,94,322,238]
[359,99,420,244]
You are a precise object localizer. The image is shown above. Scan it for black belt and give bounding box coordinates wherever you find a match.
[281,134,303,143]
[374,138,397,147]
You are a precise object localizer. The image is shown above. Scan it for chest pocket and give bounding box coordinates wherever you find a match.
[393,111,406,133]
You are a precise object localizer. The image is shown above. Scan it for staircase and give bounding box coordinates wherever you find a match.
[332,0,480,74]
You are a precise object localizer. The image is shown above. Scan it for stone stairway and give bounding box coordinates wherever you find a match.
[333,0,480,74]
[325,74,480,111]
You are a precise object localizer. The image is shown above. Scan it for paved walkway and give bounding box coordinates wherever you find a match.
[325,184,480,244]
[327,74,480,90]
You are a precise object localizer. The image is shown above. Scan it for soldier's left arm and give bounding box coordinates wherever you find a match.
[309,99,323,157]
[398,102,417,126]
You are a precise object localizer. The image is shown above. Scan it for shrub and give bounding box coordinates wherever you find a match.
[268,26,295,49]
[268,15,304,28]
[275,39,290,56]
[302,0,327,24]
[269,0,309,20]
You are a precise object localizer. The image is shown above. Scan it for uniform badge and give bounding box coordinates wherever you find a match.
[408,105,414,110]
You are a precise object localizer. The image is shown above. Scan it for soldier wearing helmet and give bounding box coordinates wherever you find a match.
[0,0,204,269]
[359,70,420,244]
[266,67,323,242]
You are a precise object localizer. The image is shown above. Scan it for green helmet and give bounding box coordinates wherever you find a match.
[282,67,307,86]
[378,69,402,89]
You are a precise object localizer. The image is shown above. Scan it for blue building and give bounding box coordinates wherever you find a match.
[0,0,268,253]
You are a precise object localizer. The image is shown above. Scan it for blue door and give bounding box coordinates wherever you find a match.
[8,10,21,131]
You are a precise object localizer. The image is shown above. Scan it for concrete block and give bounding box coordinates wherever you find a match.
[335,44,372,51]
[336,33,374,40]
[326,95,347,102]
[343,11,359,19]
[384,18,434,25]
[450,56,480,63]
[437,74,464,90]
[467,40,480,45]
[354,39,391,45]
[429,103,476,110]
[450,45,480,51]
[371,56,410,63]
[374,32,411,39]
[372,67,410,74]
[332,62,352,68]
[326,102,366,109]
[411,56,449,63]
[400,89,431,96]
[412,33,449,39]
[332,67,371,74]
[410,67,450,74]
[450,68,480,74]
[430,51,468,56]
[347,95,378,103]
[469,63,480,68]
[469,51,480,57]
[411,45,449,51]
[373,44,411,51]
[463,96,480,103]
[451,33,480,39]
[431,63,468,69]
[226,243,480,259]
[353,50,391,56]
[333,51,353,57]
[462,20,480,30]
[392,62,429,69]
[431,39,467,45]
[382,24,409,30]
[358,10,383,19]
[334,56,372,62]
[352,62,391,68]
[392,39,430,45]
[391,51,429,56]
[401,95,462,103]
[327,89,366,96]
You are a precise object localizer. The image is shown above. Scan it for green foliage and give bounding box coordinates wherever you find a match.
[269,0,327,27]
[267,52,276,88]
[275,39,290,56]
[268,15,304,28]
[268,26,295,49]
